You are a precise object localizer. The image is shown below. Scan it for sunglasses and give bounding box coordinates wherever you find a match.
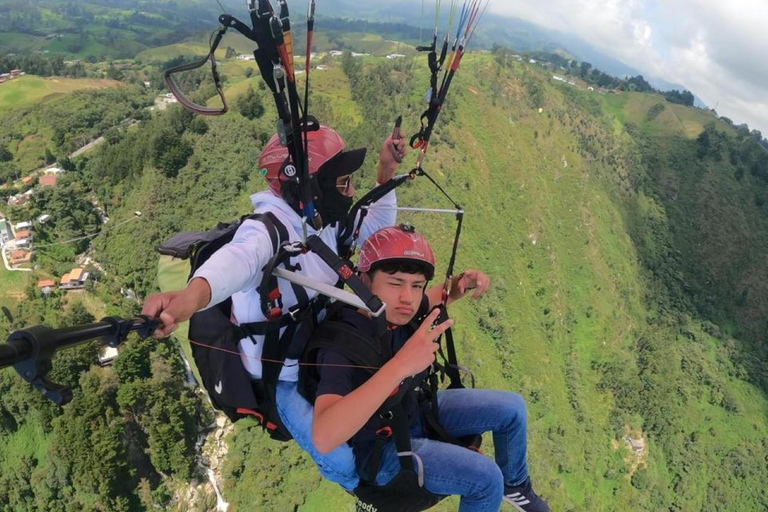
[336,175,352,194]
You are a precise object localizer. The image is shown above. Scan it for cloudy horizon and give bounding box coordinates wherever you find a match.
[481,0,767,135]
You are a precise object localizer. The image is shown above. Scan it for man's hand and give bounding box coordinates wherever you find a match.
[456,269,490,300]
[141,277,211,338]
[377,134,407,184]
[392,308,453,379]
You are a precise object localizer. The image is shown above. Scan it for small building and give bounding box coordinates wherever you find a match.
[0,76,7,84]
[329,50,344,57]
[38,214,51,224]
[39,175,57,187]
[626,437,645,454]
[21,176,33,186]
[14,230,33,245]
[37,279,56,289]
[60,267,89,290]
[0,219,11,244]
[10,69,20,78]
[315,65,329,71]
[98,346,119,366]
[45,167,64,176]
[386,54,406,59]
[143,81,151,88]
[9,249,32,265]
[7,194,29,207]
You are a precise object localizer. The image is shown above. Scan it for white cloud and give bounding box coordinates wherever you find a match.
[486,0,768,134]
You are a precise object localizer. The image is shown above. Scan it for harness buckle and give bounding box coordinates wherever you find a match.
[287,304,304,322]
[267,288,283,320]
[369,302,387,318]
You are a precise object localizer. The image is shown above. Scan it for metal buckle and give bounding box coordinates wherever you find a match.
[369,302,387,318]
[287,305,303,322]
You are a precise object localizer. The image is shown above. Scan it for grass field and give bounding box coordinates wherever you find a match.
[602,92,727,138]
[0,264,29,309]
[0,32,42,54]
[157,256,201,386]
[135,31,258,63]
[312,31,414,56]
[0,75,123,110]
[136,41,219,62]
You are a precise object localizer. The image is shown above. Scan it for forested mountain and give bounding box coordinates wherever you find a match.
[1,5,768,511]
[0,0,218,58]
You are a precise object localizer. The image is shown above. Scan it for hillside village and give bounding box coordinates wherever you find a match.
[0,165,90,291]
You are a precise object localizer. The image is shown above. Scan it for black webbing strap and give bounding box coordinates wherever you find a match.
[304,235,385,315]
[366,404,414,483]
[258,221,299,320]
[435,306,463,388]
[340,174,411,248]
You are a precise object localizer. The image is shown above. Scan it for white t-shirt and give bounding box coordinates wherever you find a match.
[193,189,396,381]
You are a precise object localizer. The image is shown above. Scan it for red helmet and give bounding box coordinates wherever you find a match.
[358,225,435,280]
[259,125,366,197]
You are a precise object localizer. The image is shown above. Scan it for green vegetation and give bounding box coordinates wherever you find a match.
[0,75,121,110]
[0,0,218,59]
[603,91,724,138]
[0,84,153,177]
[1,22,768,512]
[0,265,29,307]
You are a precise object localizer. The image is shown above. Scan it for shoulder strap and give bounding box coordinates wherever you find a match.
[245,211,286,254]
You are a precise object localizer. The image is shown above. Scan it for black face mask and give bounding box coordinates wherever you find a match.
[318,176,353,226]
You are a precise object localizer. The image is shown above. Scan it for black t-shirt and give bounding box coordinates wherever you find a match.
[314,296,431,475]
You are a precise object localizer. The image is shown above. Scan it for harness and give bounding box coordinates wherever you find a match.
[301,306,481,512]
[157,204,393,440]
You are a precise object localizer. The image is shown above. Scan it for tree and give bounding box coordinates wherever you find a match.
[235,86,265,120]
[151,129,192,178]
[225,46,237,59]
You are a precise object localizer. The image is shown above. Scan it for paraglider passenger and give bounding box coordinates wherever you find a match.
[303,225,550,512]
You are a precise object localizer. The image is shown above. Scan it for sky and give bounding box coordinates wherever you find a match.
[484,0,768,134]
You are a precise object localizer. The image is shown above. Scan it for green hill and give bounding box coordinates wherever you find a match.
[1,48,768,512]
[0,0,218,59]
[0,75,122,110]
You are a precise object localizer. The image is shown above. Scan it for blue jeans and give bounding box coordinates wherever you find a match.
[374,389,529,512]
[276,381,360,490]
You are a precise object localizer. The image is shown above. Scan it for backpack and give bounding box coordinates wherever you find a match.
[157,212,385,441]
[158,212,314,440]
